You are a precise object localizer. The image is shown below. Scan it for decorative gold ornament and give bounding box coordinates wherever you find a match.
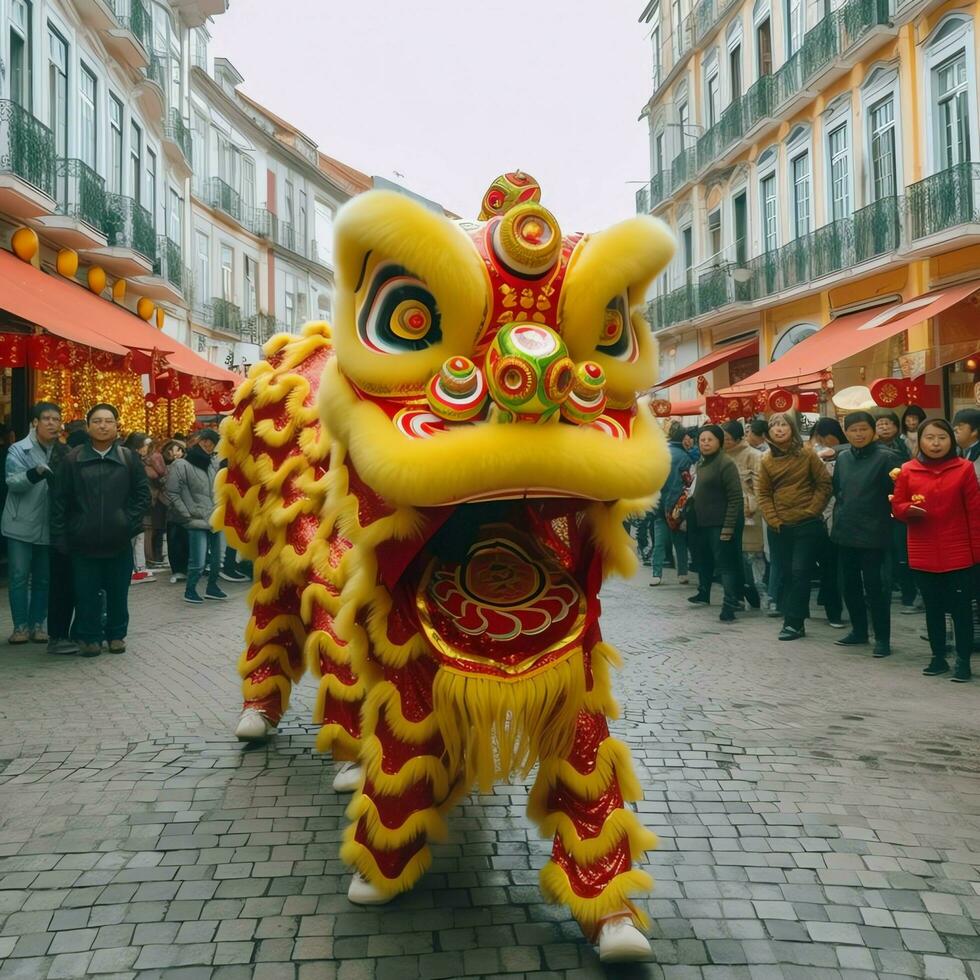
[56,249,79,278]
[156,307,166,330]
[112,279,127,302]
[137,297,155,321]
[87,266,107,294]
[11,227,39,262]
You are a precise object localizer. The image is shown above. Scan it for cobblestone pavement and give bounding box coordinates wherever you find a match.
[0,567,978,980]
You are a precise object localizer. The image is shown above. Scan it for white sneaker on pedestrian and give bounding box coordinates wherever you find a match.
[597,915,651,962]
[169,573,187,584]
[677,575,689,585]
[649,576,662,587]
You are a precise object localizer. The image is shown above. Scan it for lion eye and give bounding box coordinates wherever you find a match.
[358,263,442,354]
[597,294,637,361]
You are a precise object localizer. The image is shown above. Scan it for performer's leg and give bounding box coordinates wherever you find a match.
[341,656,457,899]
[237,576,306,737]
[528,708,656,944]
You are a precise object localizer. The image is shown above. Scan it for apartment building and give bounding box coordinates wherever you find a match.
[186,34,371,371]
[638,0,980,419]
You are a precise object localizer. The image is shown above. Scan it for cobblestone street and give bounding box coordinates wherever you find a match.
[0,569,978,980]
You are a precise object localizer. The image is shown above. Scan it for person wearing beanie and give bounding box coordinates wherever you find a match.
[688,425,744,621]
[165,428,226,604]
[901,405,927,457]
[831,412,898,657]
[757,412,832,641]
[892,419,980,682]
[650,421,694,586]
[723,420,763,608]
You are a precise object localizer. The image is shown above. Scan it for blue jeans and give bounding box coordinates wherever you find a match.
[186,528,221,596]
[651,513,689,578]
[7,539,50,630]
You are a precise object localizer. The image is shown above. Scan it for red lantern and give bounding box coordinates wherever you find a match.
[870,378,905,408]
[696,374,709,395]
[767,388,795,413]
[651,398,672,417]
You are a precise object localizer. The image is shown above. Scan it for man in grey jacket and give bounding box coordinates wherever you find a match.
[2,402,62,644]
[166,429,226,604]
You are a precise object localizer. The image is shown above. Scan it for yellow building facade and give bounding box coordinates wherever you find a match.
[638,0,980,419]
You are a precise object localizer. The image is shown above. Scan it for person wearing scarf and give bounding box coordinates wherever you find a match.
[892,419,980,682]
[688,424,744,621]
[757,412,832,641]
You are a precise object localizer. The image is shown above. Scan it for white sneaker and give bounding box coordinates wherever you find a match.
[597,915,651,962]
[347,872,395,905]
[649,576,662,587]
[677,575,689,585]
[234,708,276,741]
[169,573,187,584]
[332,761,363,793]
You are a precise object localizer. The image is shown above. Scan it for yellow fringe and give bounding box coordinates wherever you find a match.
[340,827,432,896]
[314,723,361,760]
[345,792,448,850]
[528,737,644,808]
[361,681,442,744]
[582,642,621,718]
[539,862,652,938]
[432,650,587,793]
[586,500,641,580]
[360,735,452,799]
[534,808,658,865]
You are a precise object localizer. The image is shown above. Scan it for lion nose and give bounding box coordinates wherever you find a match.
[484,323,575,423]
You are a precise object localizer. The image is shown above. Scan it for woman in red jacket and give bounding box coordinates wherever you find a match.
[891,419,980,682]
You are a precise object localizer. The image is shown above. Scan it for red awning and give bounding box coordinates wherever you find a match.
[669,398,705,416]
[164,344,241,386]
[655,336,759,389]
[720,280,980,395]
[0,248,176,356]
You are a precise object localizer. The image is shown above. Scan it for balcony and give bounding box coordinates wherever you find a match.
[73,0,116,31]
[137,53,168,120]
[105,0,151,70]
[905,163,980,250]
[636,172,670,214]
[854,196,901,263]
[742,75,774,138]
[171,0,228,28]
[635,183,650,215]
[204,176,246,226]
[32,159,107,249]
[838,0,893,58]
[83,192,154,276]
[648,282,696,331]
[132,236,184,305]
[163,109,192,176]
[669,146,697,196]
[0,100,57,219]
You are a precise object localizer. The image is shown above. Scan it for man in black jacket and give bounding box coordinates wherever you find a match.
[831,411,896,658]
[50,404,150,657]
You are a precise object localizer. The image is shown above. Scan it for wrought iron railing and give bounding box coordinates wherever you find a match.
[206,176,244,224]
[211,297,243,335]
[114,0,151,50]
[742,75,774,133]
[0,100,57,198]
[152,235,182,291]
[906,163,980,241]
[54,158,105,232]
[812,217,854,279]
[647,282,696,331]
[143,52,167,92]
[670,146,697,194]
[635,183,650,215]
[800,15,839,81]
[103,192,155,260]
[165,109,192,165]
[838,0,891,52]
[853,196,901,262]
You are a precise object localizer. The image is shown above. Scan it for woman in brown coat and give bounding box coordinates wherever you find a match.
[757,412,832,641]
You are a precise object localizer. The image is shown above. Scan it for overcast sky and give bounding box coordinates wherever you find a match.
[208,1,652,233]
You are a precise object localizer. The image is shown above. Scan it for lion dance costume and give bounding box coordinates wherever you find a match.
[216,173,674,961]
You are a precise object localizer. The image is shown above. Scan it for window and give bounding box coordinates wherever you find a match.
[284,273,297,327]
[79,64,97,171]
[733,191,748,264]
[243,256,258,318]
[828,124,850,219]
[771,323,818,361]
[130,121,142,203]
[760,172,778,251]
[284,179,295,226]
[9,0,33,110]
[671,0,683,55]
[47,25,68,158]
[706,72,720,127]
[707,209,722,261]
[936,52,971,168]
[195,231,209,296]
[757,17,773,75]
[791,152,811,237]
[729,44,742,100]
[220,244,233,302]
[145,148,157,225]
[109,96,123,194]
[241,156,255,212]
[678,102,690,147]
[654,131,665,172]
[299,190,308,253]
[314,202,334,264]
[651,20,662,88]
[168,187,181,242]
[869,96,897,200]
[786,0,803,56]
[681,226,693,282]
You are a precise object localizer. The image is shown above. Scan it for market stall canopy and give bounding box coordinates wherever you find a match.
[718,280,980,395]
[654,336,759,390]
[668,398,705,416]
[163,344,241,386]
[0,248,176,357]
